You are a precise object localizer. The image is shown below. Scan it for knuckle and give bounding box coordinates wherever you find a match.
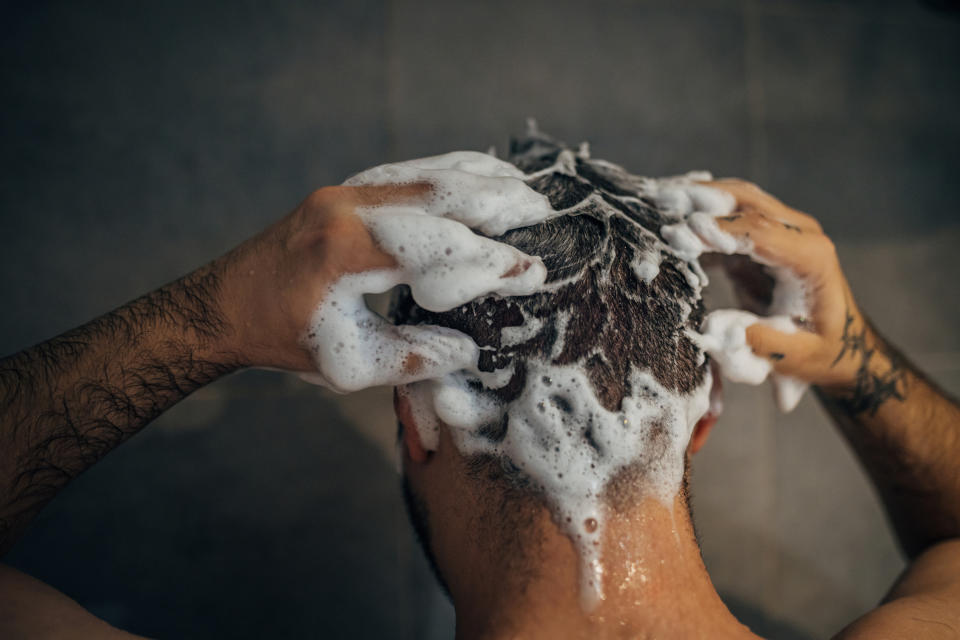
[306,185,341,208]
[727,178,762,194]
[745,324,767,351]
[790,207,823,232]
[816,235,837,257]
[745,209,772,228]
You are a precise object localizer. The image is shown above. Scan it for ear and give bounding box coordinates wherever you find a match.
[394,387,428,463]
[689,412,718,455]
[690,365,724,455]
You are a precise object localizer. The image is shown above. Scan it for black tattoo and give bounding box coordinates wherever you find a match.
[832,310,864,366]
[829,307,906,416]
[0,267,239,550]
[769,352,785,361]
[782,221,802,233]
[718,214,743,222]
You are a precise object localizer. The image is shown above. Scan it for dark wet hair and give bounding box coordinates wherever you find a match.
[390,131,707,417]
[394,131,710,597]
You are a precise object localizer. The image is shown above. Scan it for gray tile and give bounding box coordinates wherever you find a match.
[759,121,960,240]
[0,0,390,354]
[836,230,960,355]
[389,0,751,177]
[754,9,960,239]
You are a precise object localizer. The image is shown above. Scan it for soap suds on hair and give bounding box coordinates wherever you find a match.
[301,152,553,393]
[417,362,711,608]
[305,130,813,608]
[647,179,811,413]
[344,151,558,236]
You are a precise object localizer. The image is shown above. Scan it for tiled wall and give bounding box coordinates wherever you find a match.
[2,1,957,638]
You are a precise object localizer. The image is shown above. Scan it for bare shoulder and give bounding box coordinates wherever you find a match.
[0,563,147,639]
[833,540,960,640]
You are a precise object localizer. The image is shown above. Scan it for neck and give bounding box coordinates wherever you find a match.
[451,496,758,640]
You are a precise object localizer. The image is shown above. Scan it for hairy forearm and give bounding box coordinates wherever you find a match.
[0,263,242,554]
[816,313,960,558]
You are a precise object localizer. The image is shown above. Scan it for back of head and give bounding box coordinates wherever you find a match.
[390,128,715,601]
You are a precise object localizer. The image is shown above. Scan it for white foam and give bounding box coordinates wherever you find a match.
[696,310,807,412]
[344,151,559,236]
[306,149,813,609]
[640,174,812,411]
[389,168,741,608]
[697,310,788,384]
[301,152,557,393]
[501,314,544,347]
[406,361,712,609]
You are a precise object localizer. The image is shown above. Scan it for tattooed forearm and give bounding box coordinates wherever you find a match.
[827,307,907,416]
[815,306,960,557]
[0,265,241,553]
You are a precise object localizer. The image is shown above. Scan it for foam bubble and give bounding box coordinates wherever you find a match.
[309,145,813,608]
[397,160,812,605]
[344,151,559,236]
[638,174,812,411]
[696,310,807,412]
[407,362,711,609]
[301,152,557,393]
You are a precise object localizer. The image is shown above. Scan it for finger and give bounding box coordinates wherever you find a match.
[745,323,826,380]
[359,210,547,311]
[347,150,525,181]
[703,179,822,232]
[397,150,525,178]
[345,182,433,207]
[418,169,555,237]
[347,161,555,236]
[305,295,481,392]
[714,210,836,278]
[652,182,737,217]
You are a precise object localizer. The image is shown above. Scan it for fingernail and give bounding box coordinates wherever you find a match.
[403,352,424,375]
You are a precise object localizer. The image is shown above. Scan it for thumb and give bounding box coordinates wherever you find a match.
[745,324,825,381]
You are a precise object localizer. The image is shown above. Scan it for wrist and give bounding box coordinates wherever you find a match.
[815,320,907,413]
[163,260,246,372]
[208,240,321,372]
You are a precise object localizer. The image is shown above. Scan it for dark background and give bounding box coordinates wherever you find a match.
[2,1,958,638]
